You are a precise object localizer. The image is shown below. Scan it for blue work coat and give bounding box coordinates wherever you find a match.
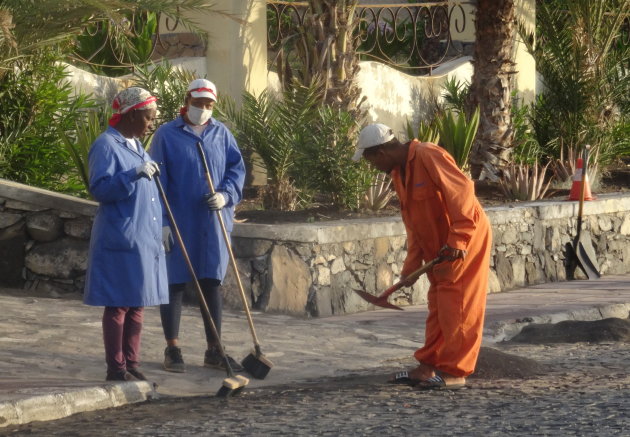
[84,127,169,307]
[150,117,245,284]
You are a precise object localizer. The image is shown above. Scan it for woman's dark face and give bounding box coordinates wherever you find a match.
[129,108,157,138]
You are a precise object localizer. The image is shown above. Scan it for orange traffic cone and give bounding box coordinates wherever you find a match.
[568,157,595,201]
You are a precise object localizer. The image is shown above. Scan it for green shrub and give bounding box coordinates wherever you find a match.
[219,84,322,210]
[220,81,374,211]
[299,105,375,210]
[0,51,94,195]
[59,104,112,198]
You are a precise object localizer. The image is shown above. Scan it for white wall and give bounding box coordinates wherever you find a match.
[267,57,474,137]
[356,58,474,136]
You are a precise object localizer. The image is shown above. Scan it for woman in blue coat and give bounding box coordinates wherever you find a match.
[150,79,246,373]
[84,87,169,381]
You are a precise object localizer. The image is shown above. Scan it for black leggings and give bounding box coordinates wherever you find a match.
[160,278,223,345]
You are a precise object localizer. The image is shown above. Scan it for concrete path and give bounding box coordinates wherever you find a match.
[1,275,629,428]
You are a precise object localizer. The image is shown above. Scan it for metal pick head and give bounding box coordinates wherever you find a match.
[354,290,404,311]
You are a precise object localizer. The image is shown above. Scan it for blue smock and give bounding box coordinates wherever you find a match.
[84,127,169,307]
[149,117,245,284]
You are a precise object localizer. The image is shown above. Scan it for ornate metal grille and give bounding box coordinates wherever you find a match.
[267,1,475,75]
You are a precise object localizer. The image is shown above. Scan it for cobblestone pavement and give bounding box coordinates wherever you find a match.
[3,342,629,437]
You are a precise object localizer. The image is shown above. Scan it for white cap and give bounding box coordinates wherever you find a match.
[352,123,395,161]
[187,78,217,101]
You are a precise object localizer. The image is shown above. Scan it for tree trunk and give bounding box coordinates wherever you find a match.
[467,0,517,179]
[285,0,364,121]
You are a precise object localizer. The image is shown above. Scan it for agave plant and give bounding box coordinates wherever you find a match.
[364,173,395,211]
[434,107,480,171]
[405,118,440,144]
[499,160,554,201]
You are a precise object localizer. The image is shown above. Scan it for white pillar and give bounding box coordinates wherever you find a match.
[514,0,536,103]
[161,0,268,103]
[202,0,268,103]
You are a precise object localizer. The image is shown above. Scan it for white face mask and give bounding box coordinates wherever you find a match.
[187,105,213,126]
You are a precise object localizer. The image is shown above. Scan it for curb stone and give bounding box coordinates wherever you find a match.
[0,381,153,428]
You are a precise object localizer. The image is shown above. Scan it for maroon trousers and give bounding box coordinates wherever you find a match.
[102,307,144,373]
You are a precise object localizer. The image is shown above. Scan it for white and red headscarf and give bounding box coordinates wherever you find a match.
[109,87,157,127]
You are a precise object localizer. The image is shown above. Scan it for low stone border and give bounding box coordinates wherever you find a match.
[1,179,629,316]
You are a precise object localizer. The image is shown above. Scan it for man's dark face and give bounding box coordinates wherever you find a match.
[363,146,395,173]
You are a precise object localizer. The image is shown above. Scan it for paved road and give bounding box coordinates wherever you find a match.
[4,341,629,436]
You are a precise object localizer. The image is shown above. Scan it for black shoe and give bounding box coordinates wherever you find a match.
[163,346,186,373]
[106,370,137,381]
[127,367,147,381]
[204,347,244,372]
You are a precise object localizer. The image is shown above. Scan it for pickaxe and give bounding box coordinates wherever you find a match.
[354,256,443,310]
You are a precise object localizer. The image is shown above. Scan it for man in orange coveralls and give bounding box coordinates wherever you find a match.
[352,123,492,390]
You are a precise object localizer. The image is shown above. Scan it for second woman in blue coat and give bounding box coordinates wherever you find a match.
[150,78,246,373]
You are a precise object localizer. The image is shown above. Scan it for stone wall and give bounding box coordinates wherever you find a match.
[0,180,96,296]
[228,195,630,316]
[1,179,629,316]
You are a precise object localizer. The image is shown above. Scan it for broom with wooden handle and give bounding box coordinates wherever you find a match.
[196,142,273,380]
[154,174,248,396]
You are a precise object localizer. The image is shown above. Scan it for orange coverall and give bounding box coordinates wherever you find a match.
[390,140,492,377]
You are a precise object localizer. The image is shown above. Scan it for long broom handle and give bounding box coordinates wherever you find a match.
[154,175,236,378]
[195,142,262,350]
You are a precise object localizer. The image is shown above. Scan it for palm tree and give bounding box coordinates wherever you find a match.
[467,0,518,179]
[276,0,365,122]
[520,0,630,170]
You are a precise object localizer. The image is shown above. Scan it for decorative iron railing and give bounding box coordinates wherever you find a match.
[73,11,186,72]
[267,1,475,75]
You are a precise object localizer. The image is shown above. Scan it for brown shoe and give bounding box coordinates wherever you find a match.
[127,368,147,381]
[106,370,137,381]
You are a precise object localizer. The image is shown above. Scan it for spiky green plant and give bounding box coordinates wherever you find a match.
[519,0,630,169]
[405,118,440,144]
[499,161,554,201]
[441,77,470,115]
[364,173,395,211]
[59,105,112,197]
[434,107,480,171]
[220,81,323,210]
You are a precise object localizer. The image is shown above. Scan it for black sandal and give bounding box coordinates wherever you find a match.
[388,371,421,386]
